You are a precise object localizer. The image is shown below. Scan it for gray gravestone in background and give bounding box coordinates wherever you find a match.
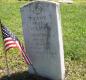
[21,1,65,80]
[59,0,73,3]
[63,0,73,3]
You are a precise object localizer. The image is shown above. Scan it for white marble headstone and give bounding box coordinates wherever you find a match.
[20,1,65,80]
[59,0,73,3]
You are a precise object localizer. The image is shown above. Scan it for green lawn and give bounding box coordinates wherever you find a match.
[61,3,86,80]
[0,0,86,80]
[0,1,28,77]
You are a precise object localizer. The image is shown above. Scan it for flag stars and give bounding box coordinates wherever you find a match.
[1,25,31,64]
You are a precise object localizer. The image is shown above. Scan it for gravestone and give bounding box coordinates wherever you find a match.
[59,0,73,3]
[63,0,73,3]
[20,1,65,80]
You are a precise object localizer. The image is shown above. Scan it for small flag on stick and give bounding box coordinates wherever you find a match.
[1,24,32,65]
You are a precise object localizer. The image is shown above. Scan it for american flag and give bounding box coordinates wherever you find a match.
[1,24,32,65]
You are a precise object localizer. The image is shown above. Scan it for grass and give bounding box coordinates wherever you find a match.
[0,1,28,77]
[0,0,86,80]
[0,71,51,80]
[61,3,86,80]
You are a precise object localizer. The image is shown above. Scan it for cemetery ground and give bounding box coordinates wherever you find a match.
[0,0,86,80]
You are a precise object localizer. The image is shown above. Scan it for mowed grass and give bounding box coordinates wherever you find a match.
[0,0,86,80]
[61,3,86,80]
[0,1,28,77]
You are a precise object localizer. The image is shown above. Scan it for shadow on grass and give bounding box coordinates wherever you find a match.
[0,71,52,80]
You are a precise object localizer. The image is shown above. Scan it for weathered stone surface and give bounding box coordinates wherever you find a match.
[21,1,65,80]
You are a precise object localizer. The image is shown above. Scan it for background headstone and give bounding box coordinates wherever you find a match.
[34,0,51,1]
[59,0,73,3]
[21,1,65,80]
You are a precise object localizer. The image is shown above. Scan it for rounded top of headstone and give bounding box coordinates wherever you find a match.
[20,1,59,9]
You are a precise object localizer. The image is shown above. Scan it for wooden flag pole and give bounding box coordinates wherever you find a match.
[0,20,10,79]
[0,20,38,78]
[4,52,10,79]
[30,63,38,75]
[20,42,38,75]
